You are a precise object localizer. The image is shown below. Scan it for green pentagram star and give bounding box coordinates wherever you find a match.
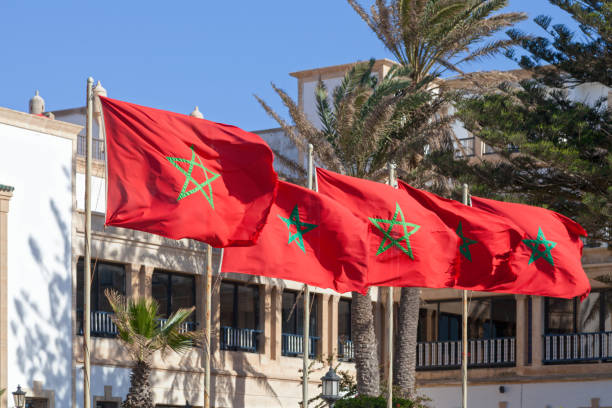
[166,145,220,209]
[523,226,557,266]
[369,202,420,258]
[456,221,478,261]
[278,205,318,253]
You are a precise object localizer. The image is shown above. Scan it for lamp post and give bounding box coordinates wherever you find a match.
[12,385,26,408]
[320,366,341,407]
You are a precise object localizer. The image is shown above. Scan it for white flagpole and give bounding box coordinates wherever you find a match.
[302,143,314,407]
[461,183,469,408]
[204,244,212,408]
[83,77,94,408]
[387,162,396,408]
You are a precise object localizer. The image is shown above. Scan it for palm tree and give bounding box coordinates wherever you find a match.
[346,0,527,397]
[257,59,450,396]
[105,289,201,408]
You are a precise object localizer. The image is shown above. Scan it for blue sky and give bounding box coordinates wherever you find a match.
[0,1,578,131]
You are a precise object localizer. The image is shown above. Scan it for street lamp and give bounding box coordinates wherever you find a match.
[320,366,341,407]
[12,385,26,408]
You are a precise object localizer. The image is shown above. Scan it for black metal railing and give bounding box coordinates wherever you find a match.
[544,331,612,364]
[78,310,196,338]
[338,339,354,362]
[77,135,105,161]
[220,326,262,353]
[281,333,319,358]
[416,337,515,370]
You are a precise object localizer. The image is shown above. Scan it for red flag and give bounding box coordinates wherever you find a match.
[221,181,369,294]
[316,168,459,288]
[471,196,590,299]
[397,180,523,291]
[100,96,278,247]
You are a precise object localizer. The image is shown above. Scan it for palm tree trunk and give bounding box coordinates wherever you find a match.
[351,289,380,396]
[394,287,420,398]
[122,360,154,408]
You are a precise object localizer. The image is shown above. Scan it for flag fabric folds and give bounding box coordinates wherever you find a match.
[471,196,591,299]
[316,168,460,288]
[99,96,278,248]
[221,180,369,294]
[397,180,524,292]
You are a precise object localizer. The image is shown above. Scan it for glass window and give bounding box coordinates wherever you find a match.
[152,271,195,322]
[454,136,475,157]
[545,297,576,334]
[220,281,259,329]
[282,290,317,336]
[338,299,351,342]
[77,258,125,313]
[96,403,119,408]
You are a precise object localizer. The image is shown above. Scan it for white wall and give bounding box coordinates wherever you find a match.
[76,173,106,213]
[0,122,73,407]
[420,380,612,408]
[302,77,344,130]
[75,365,130,408]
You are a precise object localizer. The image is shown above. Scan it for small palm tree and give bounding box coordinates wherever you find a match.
[105,289,201,408]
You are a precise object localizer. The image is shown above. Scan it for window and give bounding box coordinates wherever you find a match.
[282,290,317,336]
[546,291,612,334]
[77,258,125,336]
[545,297,576,334]
[338,299,351,342]
[96,402,119,408]
[220,281,259,330]
[152,271,196,327]
[454,136,475,157]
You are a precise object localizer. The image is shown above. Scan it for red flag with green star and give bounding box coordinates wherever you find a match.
[100,96,278,247]
[221,181,370,294]
[316,168,460,288]
[397,180,524,291]
[471,196,590,299]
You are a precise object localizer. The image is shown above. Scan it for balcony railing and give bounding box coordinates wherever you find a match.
[78,311,196,338]
[77,135,105,161]
[544,331,612,364]
[416,337,515,370]
[281,333,319,358]
[338,339,354,362]
[220,326,262,353]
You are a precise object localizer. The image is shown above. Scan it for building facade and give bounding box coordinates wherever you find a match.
[0,59,610,408]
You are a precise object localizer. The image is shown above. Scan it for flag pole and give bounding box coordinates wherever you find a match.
[461,183,469,408]
[302,143,314,407]
[204,244,212,408]
[83,77,94,408]
[387,162,395,408]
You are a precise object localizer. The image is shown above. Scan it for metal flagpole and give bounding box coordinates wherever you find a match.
[461,183,469,408]
[83,77,94,408]
[204,244,212,408]
[387,162,395,408]
[302,143,314,407]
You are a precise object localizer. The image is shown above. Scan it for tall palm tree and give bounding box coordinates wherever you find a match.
[257,59,451,396]
[346,0,527,397]
[105,289,201,408]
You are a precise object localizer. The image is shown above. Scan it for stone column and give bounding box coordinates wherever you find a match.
[141,265,154,299]
[0,187,13,408]
[531,296,544,367]
[328,296,339,361]
[126,263,142,299]
[318,294,330,359]
[262,285,273,357]
[271,286,282,360]
[515,295,527,367]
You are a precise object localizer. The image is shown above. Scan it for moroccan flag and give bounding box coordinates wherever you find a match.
[316,168,460,288]
[221,181,369,294]
[99,96,278,247]
[471,196,590,299]
[397,180,524,291]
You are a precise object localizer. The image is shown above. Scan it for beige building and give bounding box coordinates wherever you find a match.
[1,60,611,408]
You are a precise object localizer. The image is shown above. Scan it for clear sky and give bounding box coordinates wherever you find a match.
[0,1,577,131]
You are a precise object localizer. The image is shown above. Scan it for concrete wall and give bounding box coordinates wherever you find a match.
[0,120,74,408]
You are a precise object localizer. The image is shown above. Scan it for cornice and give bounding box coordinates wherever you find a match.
[0,106,82,141]
[289,58,398,79]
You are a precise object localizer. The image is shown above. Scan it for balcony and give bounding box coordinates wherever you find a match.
[77,135,106,161]
[220,326,262,353]
[416,337,515,370]
[338,339,354,362]
[281,333,319,358]
[544,331,612,364]
[78,310,196,338]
